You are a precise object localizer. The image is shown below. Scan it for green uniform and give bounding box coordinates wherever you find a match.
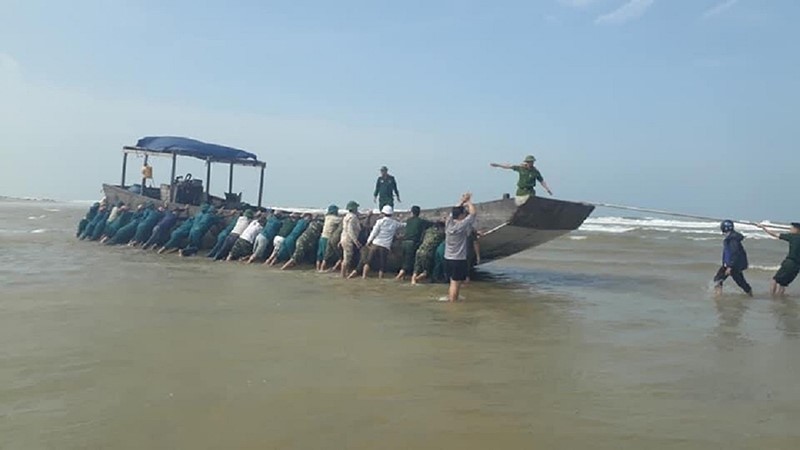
[400,217,431,273]
[512,165,544,196]
[277,218,297,237]
[324,222,344,264]
[774,233,800,286]
[414,226,445,275]
[374,175,399,209]
[293,220,323,263]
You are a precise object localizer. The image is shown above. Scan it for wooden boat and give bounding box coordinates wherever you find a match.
[103,137,595,266]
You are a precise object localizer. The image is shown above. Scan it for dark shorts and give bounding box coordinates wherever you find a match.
[444,258,468,282]
[774,259,800,287]
[368,245,391,272]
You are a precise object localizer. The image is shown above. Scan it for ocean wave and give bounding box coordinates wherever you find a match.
[30,229,48,234]
[750,265,780,271]
[569,236,588,241]
[579,224,637,234]
[27,215,46,220]
[580,216,778,239]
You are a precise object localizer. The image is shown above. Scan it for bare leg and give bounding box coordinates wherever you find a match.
[395,270,405,281]
[714,286,723,297]
[378,271,384,279]
[770,280,778,297]
[281,259,296,270]
[448,280,462,302]
[778,285,786,297]
[361,264,370,279]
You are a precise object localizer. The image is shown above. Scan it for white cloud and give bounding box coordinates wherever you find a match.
[595,0,655,25]
[702,0,738,19]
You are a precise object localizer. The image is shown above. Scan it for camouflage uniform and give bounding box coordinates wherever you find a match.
[323,220,343,264]
[413,226,445,274]
[292,220,323,263]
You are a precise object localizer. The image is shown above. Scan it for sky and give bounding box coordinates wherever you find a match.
[1,0,798,220]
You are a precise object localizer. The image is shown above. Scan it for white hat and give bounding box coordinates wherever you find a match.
[381,205,394,215]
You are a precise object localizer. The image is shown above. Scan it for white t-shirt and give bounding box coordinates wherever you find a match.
[367,216,404,249]
[240,221,263,243]
[231,216,251,235]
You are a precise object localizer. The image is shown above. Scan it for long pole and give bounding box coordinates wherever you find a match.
[257,165,265,208]
[121,152,128,187]
[169,152,177,203]
[228,162,234,194]
[140,155,149,190]
[591,202,792,230]
[205,158,212,204]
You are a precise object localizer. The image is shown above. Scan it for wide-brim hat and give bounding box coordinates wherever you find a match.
[524,155,536,163]
[327,204,339,215]
[346,201,360,211]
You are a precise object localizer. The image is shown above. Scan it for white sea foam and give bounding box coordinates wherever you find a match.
[28,215,46,220]
[44,208,61,212]
[30,229,47,234]
[751,265,780,271]
[569,236,588,241]
[580,216,777,239]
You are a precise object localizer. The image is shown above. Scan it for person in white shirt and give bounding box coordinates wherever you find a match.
[351,205,404,279]
[227,217,264,261]
[340,201,362,278]
[213,210,254,260]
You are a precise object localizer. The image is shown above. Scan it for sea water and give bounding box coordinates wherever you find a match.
[1,201,799,449]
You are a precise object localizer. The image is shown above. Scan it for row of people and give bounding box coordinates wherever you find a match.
[76,193,482,301]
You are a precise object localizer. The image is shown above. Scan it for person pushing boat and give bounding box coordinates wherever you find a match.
[490,155,553,205]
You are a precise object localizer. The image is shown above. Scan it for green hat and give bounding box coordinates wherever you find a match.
[346,201,359,211]
[380,166,388,172]
[327,204,339,215]
[524,155,536,163]
[244,209,255,219]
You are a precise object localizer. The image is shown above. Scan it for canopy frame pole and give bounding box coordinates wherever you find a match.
[121,152,128,187]
[169,152,177,203]
[205,157,212,204]
[228,162,234,195]
[140,155,149,190]
[257,165,265,208]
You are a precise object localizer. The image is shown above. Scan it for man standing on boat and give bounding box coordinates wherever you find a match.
[374,166,401,210]
[490,155,553,205]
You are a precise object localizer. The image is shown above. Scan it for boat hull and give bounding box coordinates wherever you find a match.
[102,184,594,265]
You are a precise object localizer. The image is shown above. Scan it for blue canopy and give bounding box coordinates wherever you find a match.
[134,136,258,162]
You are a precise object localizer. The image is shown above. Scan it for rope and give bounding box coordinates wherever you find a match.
[590,202,792,231]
